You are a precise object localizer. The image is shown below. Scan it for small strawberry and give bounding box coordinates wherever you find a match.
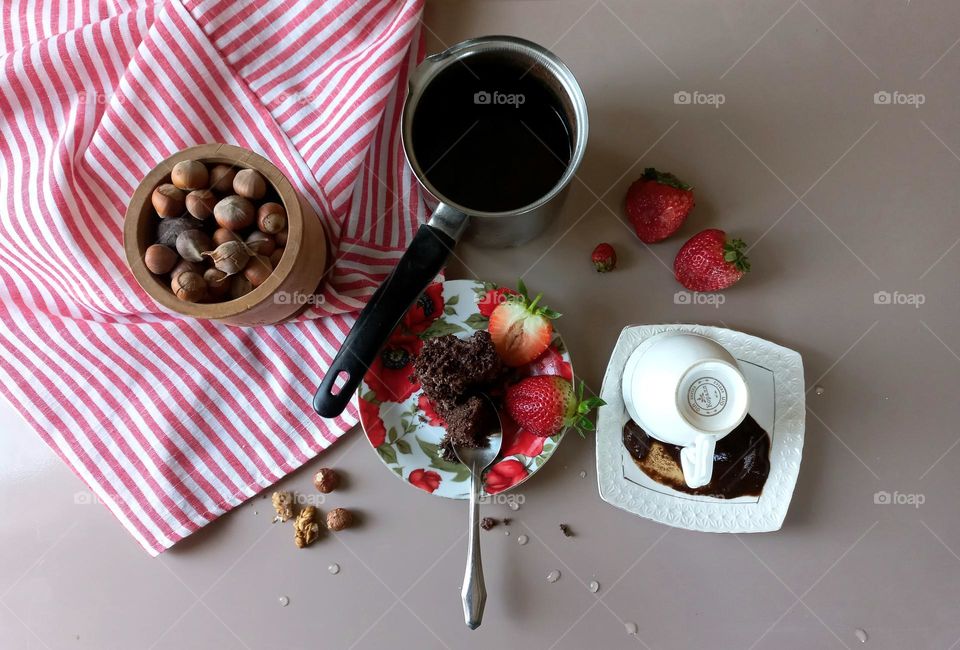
[505,376,605,438]
[625,167,695,243]
[591,243,617,272]
[674,228,750,292]
[487,280,560,367]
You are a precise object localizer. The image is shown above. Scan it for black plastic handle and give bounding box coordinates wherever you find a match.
[313,223,458,418]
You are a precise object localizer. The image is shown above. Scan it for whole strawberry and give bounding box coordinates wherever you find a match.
[487,280,560,367]
[625,167,694,243]
[505,376,605,438]
[591,243,617,272]
[674,229,750,292]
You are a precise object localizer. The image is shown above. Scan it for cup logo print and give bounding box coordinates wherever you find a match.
[687,377,728,416]
[473,89,526,108]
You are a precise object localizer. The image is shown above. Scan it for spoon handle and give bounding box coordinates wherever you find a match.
[461,467,486,629]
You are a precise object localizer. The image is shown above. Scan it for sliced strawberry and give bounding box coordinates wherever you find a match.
[505,376,605,438]
[487,280,560,367]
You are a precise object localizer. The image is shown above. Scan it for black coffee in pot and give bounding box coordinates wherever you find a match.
[411,53,573,213]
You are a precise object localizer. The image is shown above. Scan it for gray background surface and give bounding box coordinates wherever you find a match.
[4,1,960,648]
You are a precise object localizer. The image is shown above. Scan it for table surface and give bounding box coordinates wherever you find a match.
[4,1,960,649]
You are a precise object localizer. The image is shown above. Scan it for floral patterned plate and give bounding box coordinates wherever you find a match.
[356,279,574,499]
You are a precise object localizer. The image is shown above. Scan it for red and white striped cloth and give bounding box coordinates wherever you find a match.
[0,0,427,555]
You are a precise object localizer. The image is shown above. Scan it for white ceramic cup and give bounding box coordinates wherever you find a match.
[621,332,749,488]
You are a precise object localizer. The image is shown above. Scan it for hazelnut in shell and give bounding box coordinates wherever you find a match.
[326,507,353,531]
[269,249,284,268]
[204,268,230,299]
[212,227,238,247]
[233,168,267,200]
[209,164,237,193]
[172,271,206,302]
[213,195,255,231]
[185,189,217,220]
[144,244,177,275]
[230,275,254,299]
[275,229,288,247]
[175,230,213,263]
[156,216,200,248]
[243,255,273,287]
[171,160,209,191]
[170,259,204,279]
[203,240,251,276]
[151,184,186,218]
[245,231,276,256]
[257,202,287,234]
[313,468,340,494]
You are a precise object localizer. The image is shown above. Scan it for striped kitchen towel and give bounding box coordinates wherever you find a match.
[0,0,427,555]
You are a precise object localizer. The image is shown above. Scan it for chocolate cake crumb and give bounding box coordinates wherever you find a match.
[559,523,573,537]
[502,518,511,526]
[480,517,498,530]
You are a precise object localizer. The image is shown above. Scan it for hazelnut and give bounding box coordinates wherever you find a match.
[213,195,255,231]
[185,189,217,219]
[170,259,204,279]
[171,160,209,191]
[151,184,185,218]
[269,249,284,267]
[156,216,199,247]
[209,164,237,193]
[326,507,353,531]
[274,229,288,247]
[144,244,177,274]
[175,230,212,263]
[204,268,230,299]
[172,271,206,302]
[212,227,237,247]
[233,169,267,199]
[313,468,340,493]
[257,202,287,234]
[203,240,251,276]
[243,255,273,287]
[245,231,275,256]
[230,275,253,299]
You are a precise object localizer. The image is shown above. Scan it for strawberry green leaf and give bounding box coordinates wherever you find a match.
[723,238,751,273]
[642,167,692,191]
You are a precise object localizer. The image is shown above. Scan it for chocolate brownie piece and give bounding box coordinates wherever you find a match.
[414,331,502,413]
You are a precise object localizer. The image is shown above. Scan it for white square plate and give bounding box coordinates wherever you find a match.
[596,324,805,533]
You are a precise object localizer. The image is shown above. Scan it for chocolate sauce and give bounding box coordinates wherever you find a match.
[622,415,771,498]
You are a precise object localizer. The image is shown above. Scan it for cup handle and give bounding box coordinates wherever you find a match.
[680,434,716,489]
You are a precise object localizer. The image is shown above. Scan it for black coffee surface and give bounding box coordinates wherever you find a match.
[411,53,572,213]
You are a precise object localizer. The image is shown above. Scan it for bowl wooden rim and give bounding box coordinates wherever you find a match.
[123,143,306,320]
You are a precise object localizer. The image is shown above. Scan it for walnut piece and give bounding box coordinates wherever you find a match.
[271,491,295,522]
[294,506,320,548]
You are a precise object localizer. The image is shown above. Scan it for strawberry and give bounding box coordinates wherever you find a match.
[625,167,695,243]
[487,280,560,367]
[674,229,750,292]
[591,243,617,272]
[505,376,605,438]
[477,286,518,317]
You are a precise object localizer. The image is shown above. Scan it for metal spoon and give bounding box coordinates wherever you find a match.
[452,401,503,630]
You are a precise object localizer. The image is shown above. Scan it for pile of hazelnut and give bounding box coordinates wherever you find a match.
[143,159,288,302]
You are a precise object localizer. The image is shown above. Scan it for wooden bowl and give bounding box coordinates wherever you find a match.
[124,143,327,327]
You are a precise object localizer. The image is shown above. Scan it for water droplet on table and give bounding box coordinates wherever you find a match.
[328,563,340,575]
[814,385,825,396]
[504,530,510,536]
[278,596,289,607]
[855,628,868,643]
[517,534,529,545]
[546,570,561,583]
[578,470,587,479]
[253,510,258,515]
[625,622,638,635]
[588,580,600,593]
[508,501,520,511]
